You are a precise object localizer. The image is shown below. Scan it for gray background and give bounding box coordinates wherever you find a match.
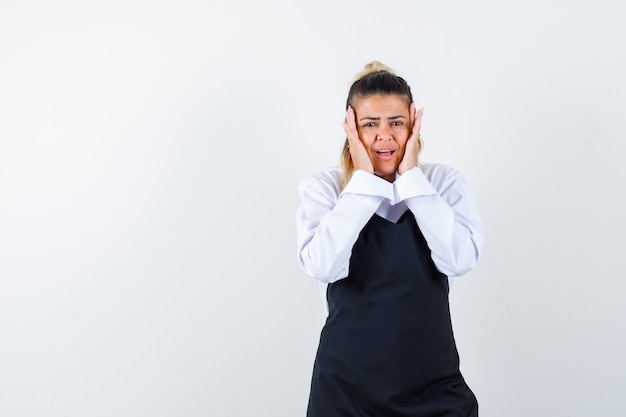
[1,1,625,416]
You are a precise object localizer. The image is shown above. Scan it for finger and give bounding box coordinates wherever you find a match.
[343,107,360,145]
[411,107,424,138]
[342,108,351,135]
[347,106,358,132]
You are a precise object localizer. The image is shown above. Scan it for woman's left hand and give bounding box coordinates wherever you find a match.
[398,104,424,175]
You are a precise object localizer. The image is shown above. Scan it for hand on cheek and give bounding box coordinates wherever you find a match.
[398,104,423,175]
[343,107,374,174]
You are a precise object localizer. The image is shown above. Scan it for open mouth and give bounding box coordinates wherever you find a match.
[375,149,395,160]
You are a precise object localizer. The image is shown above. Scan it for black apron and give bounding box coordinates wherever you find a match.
[307,211,478,417]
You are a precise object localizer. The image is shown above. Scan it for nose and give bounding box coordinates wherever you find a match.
[377,124,392,140]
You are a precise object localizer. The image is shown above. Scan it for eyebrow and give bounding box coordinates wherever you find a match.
[359,115,407,122]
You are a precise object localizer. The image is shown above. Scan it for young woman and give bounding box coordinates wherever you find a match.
[296,61,484,416]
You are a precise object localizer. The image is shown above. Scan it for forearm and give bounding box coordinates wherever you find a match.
[297,193,382,282]
[405,195,483,276]
[397,166,484,277]
[296,170,392,282]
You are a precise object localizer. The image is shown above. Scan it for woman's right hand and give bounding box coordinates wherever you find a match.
[343,106,374,175]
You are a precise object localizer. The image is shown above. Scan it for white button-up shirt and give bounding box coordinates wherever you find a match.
[296,164,484,313]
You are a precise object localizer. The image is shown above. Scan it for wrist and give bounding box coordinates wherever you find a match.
[354,162,374,174]
[398,162,417,175]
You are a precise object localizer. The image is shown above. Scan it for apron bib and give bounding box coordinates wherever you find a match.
[307,211,478,417]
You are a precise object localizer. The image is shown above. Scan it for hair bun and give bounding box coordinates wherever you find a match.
[353,61,397,81]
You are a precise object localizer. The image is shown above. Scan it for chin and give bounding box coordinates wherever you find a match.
[375,168,399,182]
[375,164,399,177]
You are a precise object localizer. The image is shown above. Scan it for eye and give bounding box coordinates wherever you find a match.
[363,122,377,128]
[392,121,404,127]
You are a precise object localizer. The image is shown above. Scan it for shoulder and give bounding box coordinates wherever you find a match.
[298,167,343,199]
[419,161,461,178]
[299,167,343,191]
[419,162,466,192]
[419,162,462,180]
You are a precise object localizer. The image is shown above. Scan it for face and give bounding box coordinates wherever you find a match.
[353,94,411,182]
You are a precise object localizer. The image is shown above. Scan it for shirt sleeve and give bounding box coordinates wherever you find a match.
[296,170,394,283]
[394,166,484,277]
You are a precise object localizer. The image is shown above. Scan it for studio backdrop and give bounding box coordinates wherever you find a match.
[1,1,624,416]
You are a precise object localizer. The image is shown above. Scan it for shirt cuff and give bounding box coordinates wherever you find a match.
[341,170,395,201]
[394,167,439,202]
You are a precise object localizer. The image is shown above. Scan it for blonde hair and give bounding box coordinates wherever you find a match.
[352,61,397,82]
[339,61,414,190]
